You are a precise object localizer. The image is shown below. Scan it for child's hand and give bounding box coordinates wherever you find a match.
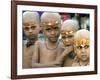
[56,46,73,64]
[62,46,73,57]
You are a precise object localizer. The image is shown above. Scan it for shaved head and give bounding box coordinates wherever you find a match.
[74,29,90,46]
[40,12,61,43]
[74,29,90,63]
[22,11,40,39]
[23,11,40,25]
[61,19,79,32]
[41,12,61,27]
[74,29,90,41]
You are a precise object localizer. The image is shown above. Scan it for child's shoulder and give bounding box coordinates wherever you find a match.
[35,40,45,46]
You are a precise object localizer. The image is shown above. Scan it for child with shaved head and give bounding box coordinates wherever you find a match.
[32,12,72,68]
[60,19,79,66]
[31,12,63,68]
[72,29,90,66]
[23,11,40,68]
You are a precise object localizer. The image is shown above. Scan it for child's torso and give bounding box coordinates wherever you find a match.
[39,41,63,64]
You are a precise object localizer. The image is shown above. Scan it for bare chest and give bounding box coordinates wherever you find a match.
[39,44,59,63]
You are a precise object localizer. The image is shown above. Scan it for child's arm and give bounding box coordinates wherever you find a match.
[42,46,73,67]
[32,42,73,68]
[36,46,74,67]
[55,46,73,64]
[32,41,60,68]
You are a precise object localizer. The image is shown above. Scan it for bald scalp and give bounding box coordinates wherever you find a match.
[23,11,40,25]
[74,29,90,41]
[41,12,61,24]
[61,19,79,32]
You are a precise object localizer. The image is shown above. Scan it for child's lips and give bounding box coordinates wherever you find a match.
[64,43,72,46]
[50,37,57,40]
[29,35,35,38]
[50,36,58,39]
[81,55,87,58]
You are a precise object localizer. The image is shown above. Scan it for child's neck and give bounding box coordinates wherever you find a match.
[79,60,89,66]
[45,40,59,50]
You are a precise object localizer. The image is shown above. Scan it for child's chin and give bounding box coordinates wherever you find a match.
[28,36,36,39]
[50,40,57,43]
[49,38,58,42]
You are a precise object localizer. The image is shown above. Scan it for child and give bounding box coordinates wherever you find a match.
[60,19,79,66]
[32,12,64,68]
[22,11,40,68]
[72,29,90,66]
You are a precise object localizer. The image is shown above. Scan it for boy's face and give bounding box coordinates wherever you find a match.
[61,30,74,46]
[23,21,39,39]
[74,38,90,61]
[42,21,60,43]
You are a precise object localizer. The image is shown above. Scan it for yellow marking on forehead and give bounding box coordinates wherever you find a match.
[61,30,73,35]
[42,20,60,28]
[74,38,90,46]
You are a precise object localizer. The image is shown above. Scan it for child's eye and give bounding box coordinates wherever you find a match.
[45,28,51,31]
[67,35,73,38]
[31,26,36,29]
[24,27,29,31]
[77,46,82,49]
[76,45,89,49]
[77,46,83,49]
[84,45,89,49]
[53,27,59,30]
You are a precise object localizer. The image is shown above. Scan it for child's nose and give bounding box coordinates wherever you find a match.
[29,28,32,33]
[65,38,69,42]
[81,48,86,53]
[51,30,55,35]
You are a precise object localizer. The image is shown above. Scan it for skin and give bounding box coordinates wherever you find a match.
[23,12,40,40]
[32,40,73,68]
[32,13,74,68]
[23,22,39,39]
[22,11,40,68]
[73,29,90,66]
[61,30,75,66]
[32,41,63,67]
[43,24,60,43]
[23,46,34,68]
[75,44,90,66]
[60,19,79,66]
[61,30,74,46]
[32,12,63,68]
